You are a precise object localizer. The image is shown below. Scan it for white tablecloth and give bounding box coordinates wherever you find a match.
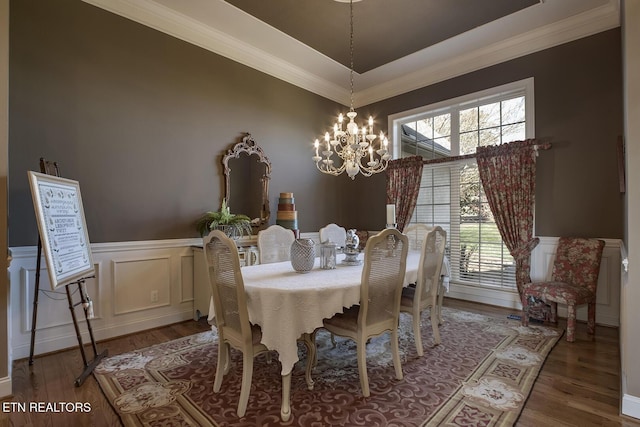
[209,251,422,375]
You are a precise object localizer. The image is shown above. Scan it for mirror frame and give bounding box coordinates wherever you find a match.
[222,133,272,227]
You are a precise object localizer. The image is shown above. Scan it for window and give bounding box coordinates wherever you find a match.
[389,79,534,289]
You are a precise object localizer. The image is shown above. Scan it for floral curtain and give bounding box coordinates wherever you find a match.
[476,140,539,304]
[386,156,423,232]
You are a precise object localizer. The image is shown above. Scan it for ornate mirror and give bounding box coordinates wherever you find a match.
[222,133,271,228]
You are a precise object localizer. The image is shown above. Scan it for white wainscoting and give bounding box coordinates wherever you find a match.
[8,235,621,364]
[8,238,201,361]
[447,237,621,327]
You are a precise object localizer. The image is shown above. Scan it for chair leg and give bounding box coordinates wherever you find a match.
[413,311,423,357]
[431,309,441,346]
[521,299,530,327]
[223,344,231,374]
[566,304,577,342]
[437,283,445,325]
[550,302,558,323]
[587,302,596,335]
[391,329,403,381]
[213,342,228,393]
[356,339,370,397]
[237,351,254,417]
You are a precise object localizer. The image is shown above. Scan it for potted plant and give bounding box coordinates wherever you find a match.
[196,199,253,239]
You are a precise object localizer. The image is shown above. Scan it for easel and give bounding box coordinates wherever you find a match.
[28,158,107,386]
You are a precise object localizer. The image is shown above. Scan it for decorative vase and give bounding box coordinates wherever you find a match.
[290,238,316,273]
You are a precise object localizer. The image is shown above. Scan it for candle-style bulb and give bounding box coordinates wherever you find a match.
[314,139,319,148]
[338,113,344,123]
[368,116,373,127]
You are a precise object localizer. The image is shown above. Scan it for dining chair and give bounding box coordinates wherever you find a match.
[322,228,409,397]
[319,223,347,247]
[400,226,446,356]
[403,223,433,251]
[257,224,295,264]
[203,229,270,417]
[521,237,605,342]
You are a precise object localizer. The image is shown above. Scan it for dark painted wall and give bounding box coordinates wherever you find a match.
[9,1,624,246]
[9,0,348,246]
[349,29,624,239]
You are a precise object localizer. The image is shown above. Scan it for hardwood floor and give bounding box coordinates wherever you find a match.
[2,299,639,427]
[446,299,640,427]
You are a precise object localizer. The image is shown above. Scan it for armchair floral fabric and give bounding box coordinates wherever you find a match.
[521,237,605,342]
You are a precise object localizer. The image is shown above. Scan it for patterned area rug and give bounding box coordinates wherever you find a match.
[94,308,562,426]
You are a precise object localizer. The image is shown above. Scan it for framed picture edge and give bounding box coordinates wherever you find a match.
[28,171,95,290]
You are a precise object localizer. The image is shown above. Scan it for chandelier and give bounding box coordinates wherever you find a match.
[312,0,390,179]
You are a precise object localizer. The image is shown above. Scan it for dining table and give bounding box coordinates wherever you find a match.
[207,249,432,421]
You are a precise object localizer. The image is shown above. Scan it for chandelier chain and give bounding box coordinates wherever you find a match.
[349,0,354,112]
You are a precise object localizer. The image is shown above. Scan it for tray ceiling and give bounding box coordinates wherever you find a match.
[83,0,619,106]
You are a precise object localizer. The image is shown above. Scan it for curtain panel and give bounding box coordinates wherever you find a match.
[386,156,423,232]
[476,139,539,303]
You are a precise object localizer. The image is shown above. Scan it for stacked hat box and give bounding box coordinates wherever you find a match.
[276,192,299,238]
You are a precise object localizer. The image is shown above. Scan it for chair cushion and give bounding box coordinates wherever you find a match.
[523,281,596,305]
[400,286,416,308]
[323,305,360,332]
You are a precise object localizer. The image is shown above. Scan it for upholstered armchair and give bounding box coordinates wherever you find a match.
[521,237,605,342]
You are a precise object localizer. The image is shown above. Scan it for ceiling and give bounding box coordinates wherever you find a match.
[83,0,619,107]
[225,0,541,73]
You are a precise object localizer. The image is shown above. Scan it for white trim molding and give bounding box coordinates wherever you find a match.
[622,393,640,420]
[81,0,619,107]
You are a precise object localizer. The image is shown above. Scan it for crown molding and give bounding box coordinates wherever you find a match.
[355,0,620,106]
[82,0,619,108]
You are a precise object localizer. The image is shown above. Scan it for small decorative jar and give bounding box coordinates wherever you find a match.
[320,242,337,270]
[290,238,316,273]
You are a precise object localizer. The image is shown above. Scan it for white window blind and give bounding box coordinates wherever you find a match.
[392,78,534,290]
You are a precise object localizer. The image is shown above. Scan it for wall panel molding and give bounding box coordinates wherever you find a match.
[8,239,199,360]
[8,235,621,362]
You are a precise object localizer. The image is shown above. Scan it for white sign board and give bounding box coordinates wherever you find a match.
[28,171,95,289]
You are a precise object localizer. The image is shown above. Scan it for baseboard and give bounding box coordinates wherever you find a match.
[13,310,193,360]
[622,393,640,420]
[447,283,522,310]
[0,375,11,399]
